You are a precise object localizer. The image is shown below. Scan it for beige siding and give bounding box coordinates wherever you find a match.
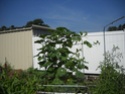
[0,30,33,70]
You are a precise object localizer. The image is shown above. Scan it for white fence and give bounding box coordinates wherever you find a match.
[33,30,125,74]
[82,30,125,74]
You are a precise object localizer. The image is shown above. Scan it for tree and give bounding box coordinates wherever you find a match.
[107,26,117,31]
[25,18,49,27]
[25,21,33,27]
[0,18,49,31]
[118,24,122,30]
[33,19,44,25]
[35,27,92,86]
[10,25,15,29]
[1,26,7,31]
[122,23,125,29]
[108,23,125,31]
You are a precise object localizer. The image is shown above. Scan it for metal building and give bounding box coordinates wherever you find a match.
[0,25,51,70]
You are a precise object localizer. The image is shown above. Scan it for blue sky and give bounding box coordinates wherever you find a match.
[0,0,125,32]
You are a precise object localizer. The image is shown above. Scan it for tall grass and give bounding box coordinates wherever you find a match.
[0,63,43,94]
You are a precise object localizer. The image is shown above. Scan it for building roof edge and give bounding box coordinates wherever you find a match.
[0,25,54,34]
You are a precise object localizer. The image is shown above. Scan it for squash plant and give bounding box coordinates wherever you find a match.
[35,27,92,86]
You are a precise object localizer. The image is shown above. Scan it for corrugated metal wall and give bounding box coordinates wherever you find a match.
[0,30,33,70]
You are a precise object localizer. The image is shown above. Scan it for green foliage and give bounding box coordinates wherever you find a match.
[83,40,92,48]
[107,26,117,31]
[0,26,7,31]
[10,25,15,29]
[94,46,125,94]
[108,23,125,31]
[35,27,91,86]
[0,18,49,31]
[25,18,49,27]
[0,64,43,94]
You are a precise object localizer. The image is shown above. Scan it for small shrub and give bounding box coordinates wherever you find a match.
[0,64,43,94]
[94,46,125,94]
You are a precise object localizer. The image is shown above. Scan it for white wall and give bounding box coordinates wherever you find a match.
[82,32,104,74]
[32,30,125,74]
[32,36,42,70]
[105,31,125,67]
[83,30,125,74]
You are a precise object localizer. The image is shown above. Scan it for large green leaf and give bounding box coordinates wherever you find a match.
[77,63,84,69]
[38,60,46,67]
[75,70,84,79]
[35,39,44,43]
[56,68,67,77]
[38,56,42,61]
[65,61,76,70]
[43,62,51,69]
[84,40,92,48]
[52,77,64,85]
